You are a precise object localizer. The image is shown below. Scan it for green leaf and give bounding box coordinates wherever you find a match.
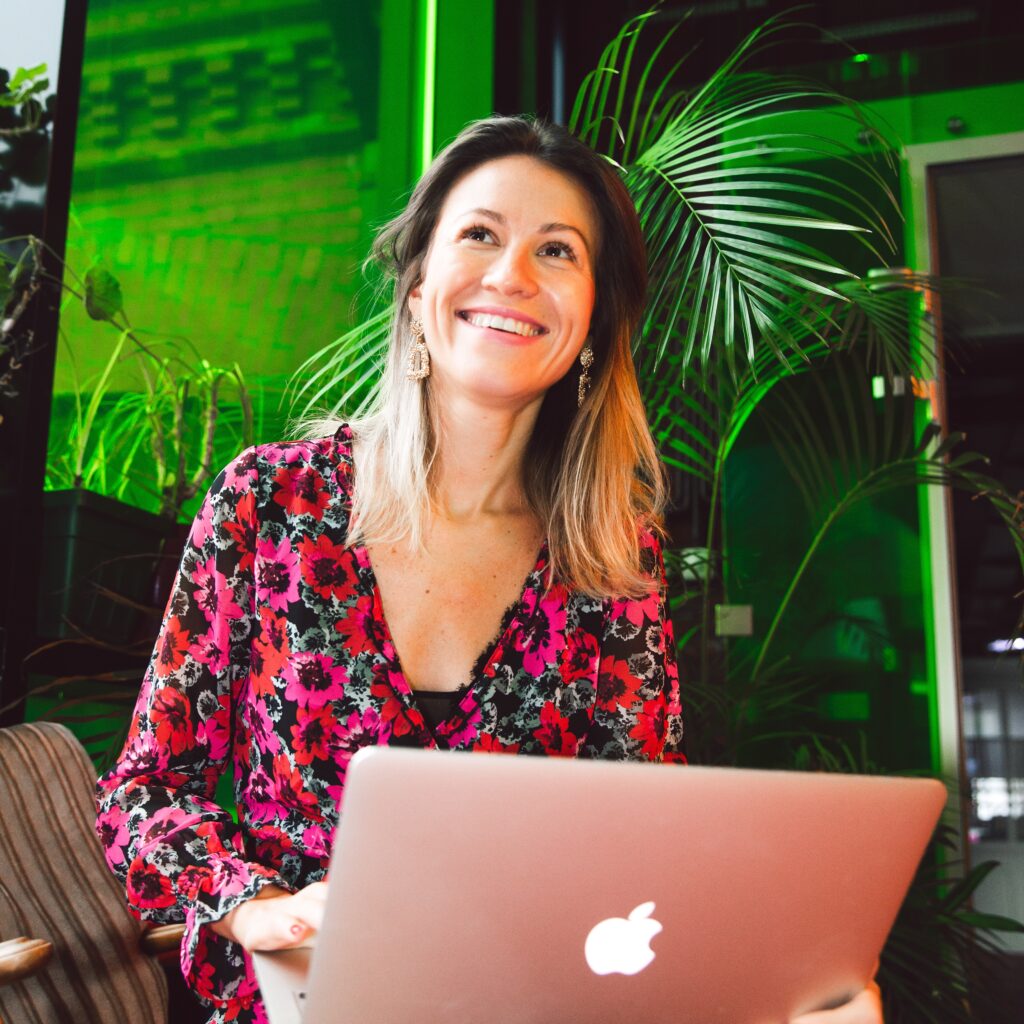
[9,64,47,89]
[84,266,124,322]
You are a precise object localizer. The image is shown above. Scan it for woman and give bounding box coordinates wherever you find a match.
[96,117,881,1024]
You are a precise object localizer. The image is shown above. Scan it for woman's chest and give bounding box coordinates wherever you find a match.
[366,519,545,691]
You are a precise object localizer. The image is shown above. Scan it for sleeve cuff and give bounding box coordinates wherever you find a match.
[179,861,290,1007]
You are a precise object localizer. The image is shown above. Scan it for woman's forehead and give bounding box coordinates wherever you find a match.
[437,155,599,244]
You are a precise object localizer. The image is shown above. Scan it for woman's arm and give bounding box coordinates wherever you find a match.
[95,448,286,1002]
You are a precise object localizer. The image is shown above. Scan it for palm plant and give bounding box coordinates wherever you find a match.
[288,9,1024,1020]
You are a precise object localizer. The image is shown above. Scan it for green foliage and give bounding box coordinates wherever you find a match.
[1,235,256,520]
[0,64,50,109]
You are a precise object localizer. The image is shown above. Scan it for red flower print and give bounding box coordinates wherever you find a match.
[630,696,667,759]
[282,652,346,708]
[560,631,599,684]
[298,533,354,601]
[154,615,190,677]
[151,685,195,755]
[176,864,214,901]
[272,753,321,818]
[291,705,335,764]
[272,465,330,520]
[223,490,257,572]
[335,594,387,656]
[597,655,644,711]
[255,536,301,612]
[472,733,521,755]
[252,607,291,695]
[126,859,176,910]
[371,678,416,738]
[532,700,578,755]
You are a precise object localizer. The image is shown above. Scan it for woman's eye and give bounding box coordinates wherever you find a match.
[539,240,576,261]
[460,225,495,243]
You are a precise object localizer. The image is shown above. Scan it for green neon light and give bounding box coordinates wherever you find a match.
[871,375,885,399]
[852,53,871,64]
[420,0,437,173]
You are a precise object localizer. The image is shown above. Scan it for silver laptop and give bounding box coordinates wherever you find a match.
[253,747,945,1024]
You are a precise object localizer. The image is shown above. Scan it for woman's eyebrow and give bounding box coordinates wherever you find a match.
[540,222,592,256]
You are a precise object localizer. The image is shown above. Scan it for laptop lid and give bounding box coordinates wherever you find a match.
[286,748,944,1024]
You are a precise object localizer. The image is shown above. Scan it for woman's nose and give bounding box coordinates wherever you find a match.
[481,245,538,297]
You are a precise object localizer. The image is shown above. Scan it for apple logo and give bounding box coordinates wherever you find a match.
[584,901,662,976]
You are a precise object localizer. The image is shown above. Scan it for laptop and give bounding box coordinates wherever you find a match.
[253,746,945,1024]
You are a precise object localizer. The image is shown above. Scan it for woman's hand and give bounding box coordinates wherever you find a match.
[791,979,883,1024]
[209,882,329,952]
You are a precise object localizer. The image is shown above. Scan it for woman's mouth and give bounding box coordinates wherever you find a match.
[457,310,546,337]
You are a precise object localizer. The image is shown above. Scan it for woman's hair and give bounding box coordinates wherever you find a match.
[323,115,666,598]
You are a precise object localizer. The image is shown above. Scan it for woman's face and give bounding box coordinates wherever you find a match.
[409,155,598,409]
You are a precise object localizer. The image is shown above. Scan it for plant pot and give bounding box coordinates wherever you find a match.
[38,489,170,645]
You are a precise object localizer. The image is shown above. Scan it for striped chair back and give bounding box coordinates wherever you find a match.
[0,722,168,1024]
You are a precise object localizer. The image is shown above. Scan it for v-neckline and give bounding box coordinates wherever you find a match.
[357,535,549,703]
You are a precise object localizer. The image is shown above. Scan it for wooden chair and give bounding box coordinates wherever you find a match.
[0,721,185,1023]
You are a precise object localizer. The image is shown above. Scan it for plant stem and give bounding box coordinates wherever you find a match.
[751,498,847,680]
[700,444,725,688]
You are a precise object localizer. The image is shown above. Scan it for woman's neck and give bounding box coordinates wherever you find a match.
[431,389,543,521]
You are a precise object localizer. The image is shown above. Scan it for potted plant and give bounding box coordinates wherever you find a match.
[0,237,254,647]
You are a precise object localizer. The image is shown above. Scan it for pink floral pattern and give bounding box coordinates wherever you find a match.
[96,426,684,1023]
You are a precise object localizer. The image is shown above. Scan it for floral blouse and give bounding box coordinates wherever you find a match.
[96,426,685,1023]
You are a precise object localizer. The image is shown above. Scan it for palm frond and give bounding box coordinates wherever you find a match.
[288,309,391,423]
[571,8,899,382]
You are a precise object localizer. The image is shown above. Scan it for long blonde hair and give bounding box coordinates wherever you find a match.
[318,117,666,598]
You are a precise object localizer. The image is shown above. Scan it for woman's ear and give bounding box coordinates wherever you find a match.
[407,285,422,320]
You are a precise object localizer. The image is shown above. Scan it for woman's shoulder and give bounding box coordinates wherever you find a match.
[254,424,353,475]
[208,424,355,503]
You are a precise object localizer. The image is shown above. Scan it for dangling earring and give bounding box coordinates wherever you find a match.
[577,341,594,408]
[406,315,430,381]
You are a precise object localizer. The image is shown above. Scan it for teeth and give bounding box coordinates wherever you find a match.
[464,312,542,337]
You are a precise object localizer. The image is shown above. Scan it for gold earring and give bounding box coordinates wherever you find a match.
[406,315,430,381]
[577,342,594,408]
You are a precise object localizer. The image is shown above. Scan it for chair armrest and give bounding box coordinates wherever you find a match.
[0,937,53,986]
[139,923,185,957]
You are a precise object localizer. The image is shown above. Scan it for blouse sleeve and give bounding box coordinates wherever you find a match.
[95,447,285,1007]
[580,531,686,764]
